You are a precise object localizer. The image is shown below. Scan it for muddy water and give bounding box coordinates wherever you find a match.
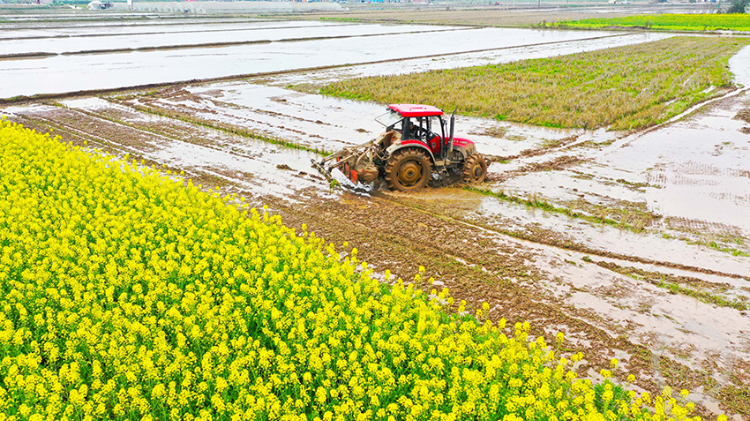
[401,188,749,404]
[0,20,338,40]
[522,239,750,376]
[136,82,595,158]
[266,32,673,87]
[473,101,750,271]
[0,26,624,99]
[0,23,460,56]
[472,190,750,275]
[729,44,750,87]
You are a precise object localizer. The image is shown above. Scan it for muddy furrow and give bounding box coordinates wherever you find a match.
[71,94,750,278]
[5,103,327,201]
[390,192,750,280]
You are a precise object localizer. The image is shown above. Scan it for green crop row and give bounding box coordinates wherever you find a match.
[318,37,750,130]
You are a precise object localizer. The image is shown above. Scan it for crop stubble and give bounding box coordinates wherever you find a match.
[319,37,750,130]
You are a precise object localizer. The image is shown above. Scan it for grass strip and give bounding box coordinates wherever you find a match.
[708,240,749,257]
[547,14,750,32]
[319,37,750,130]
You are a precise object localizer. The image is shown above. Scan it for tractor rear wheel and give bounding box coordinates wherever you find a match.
[384,149,432,192]
[462,153,488,184]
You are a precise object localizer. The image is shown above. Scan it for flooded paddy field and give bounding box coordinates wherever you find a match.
[0,22,456,57]
[1,17,646,99]
[2,14,749,420]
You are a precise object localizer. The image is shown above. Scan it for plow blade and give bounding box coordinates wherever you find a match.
[311,134,395,192]
[311,159,334,182]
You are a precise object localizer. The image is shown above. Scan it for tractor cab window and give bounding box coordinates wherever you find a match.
[375,110,404,130]
[428,116,445,140]
[407,117,437,141]
[404,117,426,141]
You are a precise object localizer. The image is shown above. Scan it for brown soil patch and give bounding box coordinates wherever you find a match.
[520,155,586,172]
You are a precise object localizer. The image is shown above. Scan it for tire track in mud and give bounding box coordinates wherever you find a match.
[8,103,328,200]
[106,96,331,155]
[381,192,750,281]
[12,113,250,195]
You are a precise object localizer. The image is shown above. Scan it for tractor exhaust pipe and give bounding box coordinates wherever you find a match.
[448,108,456,156]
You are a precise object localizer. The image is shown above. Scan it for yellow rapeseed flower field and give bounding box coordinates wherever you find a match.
[0,120,708,420]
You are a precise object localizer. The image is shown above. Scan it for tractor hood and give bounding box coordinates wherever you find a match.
[451,137,475,148]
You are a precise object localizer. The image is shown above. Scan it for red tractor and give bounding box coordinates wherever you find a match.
[313,104,488,192]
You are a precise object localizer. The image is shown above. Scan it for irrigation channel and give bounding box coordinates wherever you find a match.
[2,15,750,420]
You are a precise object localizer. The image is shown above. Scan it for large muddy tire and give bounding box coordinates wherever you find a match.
[462,153,488,184]
[384,149,432,192]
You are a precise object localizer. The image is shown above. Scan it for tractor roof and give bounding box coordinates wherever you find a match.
[389,104,443,118]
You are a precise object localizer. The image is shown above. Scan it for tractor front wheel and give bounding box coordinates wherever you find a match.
[384,149,432,192]
[462,153,488,184]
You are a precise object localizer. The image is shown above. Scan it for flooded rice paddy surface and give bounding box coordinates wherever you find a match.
[0,19,337,39]
[0,18,634,99]
[0,22,456,56]
[2,16,749,420]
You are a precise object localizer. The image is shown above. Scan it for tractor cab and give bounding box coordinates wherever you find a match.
[375,104,450,158]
